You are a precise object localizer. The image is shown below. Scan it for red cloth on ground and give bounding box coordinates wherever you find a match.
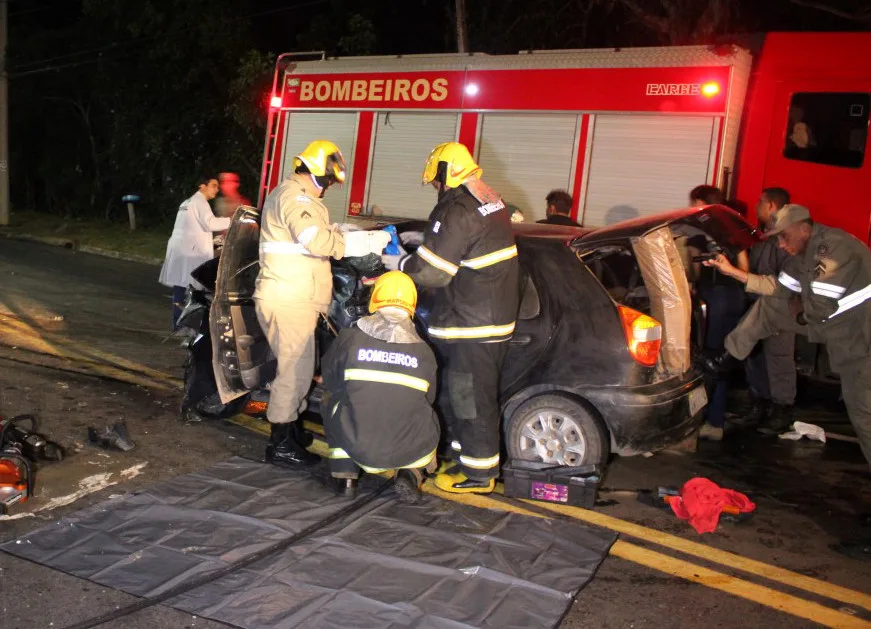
[668,477,756,534]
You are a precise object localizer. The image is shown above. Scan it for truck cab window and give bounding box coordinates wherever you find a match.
[783,92,869,169]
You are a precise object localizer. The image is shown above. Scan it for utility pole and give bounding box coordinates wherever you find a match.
[455,0,468,53]
[0,0,8,226]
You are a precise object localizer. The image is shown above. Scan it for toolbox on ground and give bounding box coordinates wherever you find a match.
[502,460,602,508]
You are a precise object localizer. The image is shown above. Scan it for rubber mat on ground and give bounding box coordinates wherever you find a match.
[2,457,616,629]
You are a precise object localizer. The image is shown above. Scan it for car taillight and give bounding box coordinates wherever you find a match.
[617,306,662,367]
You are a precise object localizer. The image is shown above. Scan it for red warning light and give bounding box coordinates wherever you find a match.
[701,82,720,98]
[270,95,283,108]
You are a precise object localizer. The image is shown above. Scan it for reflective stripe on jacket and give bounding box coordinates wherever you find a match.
[321,326,440,470]
[400,180,520,343]
[254,174,345,309]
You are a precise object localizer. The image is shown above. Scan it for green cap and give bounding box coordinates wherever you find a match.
[765,204,811,236]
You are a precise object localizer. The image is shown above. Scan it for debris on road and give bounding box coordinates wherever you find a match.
[778,421,827,443]
[87,422,136,452]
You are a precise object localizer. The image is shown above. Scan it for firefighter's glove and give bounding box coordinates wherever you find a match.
[344,230,392,258]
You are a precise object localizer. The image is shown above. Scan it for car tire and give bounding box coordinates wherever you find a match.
[505,394,609,467]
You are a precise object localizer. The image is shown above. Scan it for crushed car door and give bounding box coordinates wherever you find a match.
[211,206,276,404]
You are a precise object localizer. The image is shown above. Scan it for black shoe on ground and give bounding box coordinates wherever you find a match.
[731,397,770,428]
[757,403,794,436]
[265,422,320,468]
[336,478,358,499]
[394,469,423,505]
[700,351,740,376]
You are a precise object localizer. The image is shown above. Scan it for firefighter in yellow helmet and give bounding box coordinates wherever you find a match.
[383,142,519,494]
[320,271,440,502]
[255,140,390,468]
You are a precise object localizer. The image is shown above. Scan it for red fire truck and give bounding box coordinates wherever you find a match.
[258,32,871,245]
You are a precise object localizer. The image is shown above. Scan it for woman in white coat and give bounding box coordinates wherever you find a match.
[159,176,231,329]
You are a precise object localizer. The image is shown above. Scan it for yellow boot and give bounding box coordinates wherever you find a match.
[434,470,495,494]
[435,459,459,475]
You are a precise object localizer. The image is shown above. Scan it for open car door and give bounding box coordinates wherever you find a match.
[211,206,276,404]
[571,204,758,253]
[571,204,759,377]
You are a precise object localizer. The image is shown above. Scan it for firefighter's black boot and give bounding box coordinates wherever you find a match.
[757,404,795,436]
[291,419,313,448]
[336,478,358,499]
[701,350,740,376]
[394,469,423,505]
[265,422,320,468]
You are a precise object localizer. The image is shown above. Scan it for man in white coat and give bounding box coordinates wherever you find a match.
[159,176,230,329]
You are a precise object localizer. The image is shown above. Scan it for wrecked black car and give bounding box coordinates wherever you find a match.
[182,204,757,468]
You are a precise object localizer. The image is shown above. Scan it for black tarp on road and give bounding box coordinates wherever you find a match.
[2,458,615,629]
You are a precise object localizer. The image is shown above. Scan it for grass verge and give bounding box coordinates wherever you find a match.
[0,211,168,260]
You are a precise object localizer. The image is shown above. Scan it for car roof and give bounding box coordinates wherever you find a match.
[511,223,590,240]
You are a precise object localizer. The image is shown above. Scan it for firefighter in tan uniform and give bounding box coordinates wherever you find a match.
[704,205,871,467]
[255,140,390,468]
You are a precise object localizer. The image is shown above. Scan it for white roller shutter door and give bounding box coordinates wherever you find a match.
[476,114,579,223]
[366,113,460,219]
[280,112,358,224]
[581,115,716,227]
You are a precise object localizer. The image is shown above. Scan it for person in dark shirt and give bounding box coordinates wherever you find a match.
[738,187,796,431]
[687,184,748,441]
[689,185,726,207]
[537,189,581,227]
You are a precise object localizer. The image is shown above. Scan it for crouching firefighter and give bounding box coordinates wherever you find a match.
[383,142,519,495]
[255,140,390,469]
[321,271,440,502]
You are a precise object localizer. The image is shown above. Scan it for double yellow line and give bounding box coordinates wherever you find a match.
[274,421,870,629]
[426,488,871,629]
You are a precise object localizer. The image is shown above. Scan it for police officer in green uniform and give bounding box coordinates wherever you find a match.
[704,205,871,468]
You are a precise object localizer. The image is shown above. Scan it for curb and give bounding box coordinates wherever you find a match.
[1,231,163,266]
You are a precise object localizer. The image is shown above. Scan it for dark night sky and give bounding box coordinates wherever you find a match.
[9,0,867,62]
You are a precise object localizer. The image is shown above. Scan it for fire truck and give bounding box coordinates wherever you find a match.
[257,32,871,246]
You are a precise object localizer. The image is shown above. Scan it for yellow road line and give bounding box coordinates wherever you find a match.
[610,541,871,629]
[236,418,871,618]
[525,500,871,612]
[424,486,871,629]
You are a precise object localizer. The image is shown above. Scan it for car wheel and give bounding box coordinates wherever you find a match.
[505,394,609,467]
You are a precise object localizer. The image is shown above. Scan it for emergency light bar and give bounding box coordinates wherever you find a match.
[701,82,720,98]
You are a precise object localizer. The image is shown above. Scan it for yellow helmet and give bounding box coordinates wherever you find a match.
[293,140,347,185]
[421,142,482,189]
[369,271,417,318]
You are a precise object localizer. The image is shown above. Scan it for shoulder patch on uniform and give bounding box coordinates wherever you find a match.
[817,243,828,256]
[300,210,312,220]
[432,220,441,233]
[814,261,826,278]
[296,195,312,204]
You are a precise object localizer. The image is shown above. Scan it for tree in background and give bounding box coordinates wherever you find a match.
[8,0,269,224]
[7,0,868,225]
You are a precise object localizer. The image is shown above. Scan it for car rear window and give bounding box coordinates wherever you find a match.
[579,246,650,315]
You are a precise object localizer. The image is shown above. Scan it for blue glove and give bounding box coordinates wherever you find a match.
[382,225,403,255]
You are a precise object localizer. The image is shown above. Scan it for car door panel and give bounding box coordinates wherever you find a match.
[211,206,276,404]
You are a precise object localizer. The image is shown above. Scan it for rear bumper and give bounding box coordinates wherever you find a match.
[581,370,706,456]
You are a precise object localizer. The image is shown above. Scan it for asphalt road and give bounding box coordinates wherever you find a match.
[0,239,869,629]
